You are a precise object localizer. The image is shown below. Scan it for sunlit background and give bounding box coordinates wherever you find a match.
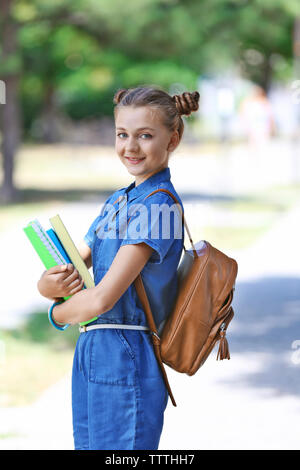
[1,0,300,450]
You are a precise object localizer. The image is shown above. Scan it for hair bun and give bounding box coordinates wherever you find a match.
[113,88,128,104]
[173,91,200,116]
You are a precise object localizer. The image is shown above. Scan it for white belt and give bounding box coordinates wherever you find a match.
[79,323,150,333]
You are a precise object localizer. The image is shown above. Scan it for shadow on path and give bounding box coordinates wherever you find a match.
[227,275,300,397]
[1,187,256,206]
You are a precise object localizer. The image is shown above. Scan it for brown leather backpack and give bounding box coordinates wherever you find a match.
[134,189,238,407]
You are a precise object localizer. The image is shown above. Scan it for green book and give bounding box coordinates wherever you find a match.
[23,218,97,326]
[24,219,68,271]
[23,219,71,302]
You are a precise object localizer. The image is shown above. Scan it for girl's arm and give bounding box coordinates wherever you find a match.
[37,240,92,300]
[77,240,92,269]
[52,243,154,325]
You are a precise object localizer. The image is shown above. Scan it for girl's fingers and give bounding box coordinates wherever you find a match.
[68,276,82,290]
[53,265,82,295]
[48,265,75,285]
[47,264,69,275]
[64,268,81,284]
[69,279,85,295]
[59,264,76,280]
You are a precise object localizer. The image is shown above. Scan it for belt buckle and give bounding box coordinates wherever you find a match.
[80,325,87,333]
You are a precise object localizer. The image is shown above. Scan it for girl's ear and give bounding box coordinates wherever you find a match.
[167,130,180,153]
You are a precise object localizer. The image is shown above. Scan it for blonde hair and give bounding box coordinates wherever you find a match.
[113,86,200,142]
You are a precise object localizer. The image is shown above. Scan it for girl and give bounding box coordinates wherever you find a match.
[37,86,200,450]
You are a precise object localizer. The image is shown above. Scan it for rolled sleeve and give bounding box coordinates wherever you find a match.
[120,192,183,264]
[84,216,100,248]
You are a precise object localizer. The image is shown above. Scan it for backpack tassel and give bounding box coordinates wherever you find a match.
[217,329,230,360]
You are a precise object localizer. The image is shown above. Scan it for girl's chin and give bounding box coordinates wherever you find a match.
[124,162,147,174]
[127,170,146,180]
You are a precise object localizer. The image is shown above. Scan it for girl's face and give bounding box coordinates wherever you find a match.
[115,105,179,186]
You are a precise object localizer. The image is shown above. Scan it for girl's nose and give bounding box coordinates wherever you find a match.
[126,136,139,152]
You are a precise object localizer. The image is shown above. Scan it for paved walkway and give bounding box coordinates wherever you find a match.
[160,198,300,450]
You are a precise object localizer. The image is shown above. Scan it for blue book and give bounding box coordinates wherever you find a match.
[46,228,86,292]
[46,228,71,264]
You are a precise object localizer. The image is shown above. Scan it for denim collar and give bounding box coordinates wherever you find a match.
[124,167,171,202]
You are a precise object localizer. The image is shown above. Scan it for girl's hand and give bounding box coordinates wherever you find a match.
[37,264,84,301]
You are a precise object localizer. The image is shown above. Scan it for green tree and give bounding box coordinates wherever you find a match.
[0,0,22,203]
[0,0,299,202]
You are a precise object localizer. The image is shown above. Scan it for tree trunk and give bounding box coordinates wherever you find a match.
[0,0,22,203]
[40,84,61,143]
[293,17,300,79]
[293,17,300,130]
[260,54,273,94]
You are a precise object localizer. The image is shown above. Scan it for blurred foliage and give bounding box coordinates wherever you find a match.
[9,311,78,347]
[0,0,298,137]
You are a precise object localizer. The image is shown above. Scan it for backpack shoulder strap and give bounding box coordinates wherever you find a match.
[134,188,198,407]
[134,274,177,407]
[143,188,198,257]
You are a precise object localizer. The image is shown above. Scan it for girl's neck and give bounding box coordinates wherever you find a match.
[134,165,168,187]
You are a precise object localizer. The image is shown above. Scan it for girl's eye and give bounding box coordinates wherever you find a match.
[117,133,152,139]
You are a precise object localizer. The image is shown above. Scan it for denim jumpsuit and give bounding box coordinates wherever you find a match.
[72,167,184,450]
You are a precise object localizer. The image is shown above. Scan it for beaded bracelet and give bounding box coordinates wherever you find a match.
[48,301,70,331]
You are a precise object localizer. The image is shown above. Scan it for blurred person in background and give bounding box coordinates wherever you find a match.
[240,85,275,147]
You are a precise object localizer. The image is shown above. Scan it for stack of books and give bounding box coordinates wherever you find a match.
[23,214,97,327]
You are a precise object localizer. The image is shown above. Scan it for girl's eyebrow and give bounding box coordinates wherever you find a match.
[116,127,155,131]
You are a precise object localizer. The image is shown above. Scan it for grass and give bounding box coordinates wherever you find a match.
[13,143,127,191]
[214,183,300,214]
[202,183,300,250]
[202,225,272,250]
[0,312,78,407]
[0,201,64,232]
[0,432,23,440]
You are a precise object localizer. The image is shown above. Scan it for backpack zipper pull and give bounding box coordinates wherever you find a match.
[217,322,231,361]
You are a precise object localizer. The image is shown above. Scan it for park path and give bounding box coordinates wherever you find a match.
[1,196,300,450]
[160,196,300,450]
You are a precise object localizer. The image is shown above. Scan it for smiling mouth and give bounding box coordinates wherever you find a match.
[125,157,146,164]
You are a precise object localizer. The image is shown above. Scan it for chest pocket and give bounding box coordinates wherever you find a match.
[92,196,128,275]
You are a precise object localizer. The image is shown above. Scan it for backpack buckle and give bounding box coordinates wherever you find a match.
[151,331,161,341]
